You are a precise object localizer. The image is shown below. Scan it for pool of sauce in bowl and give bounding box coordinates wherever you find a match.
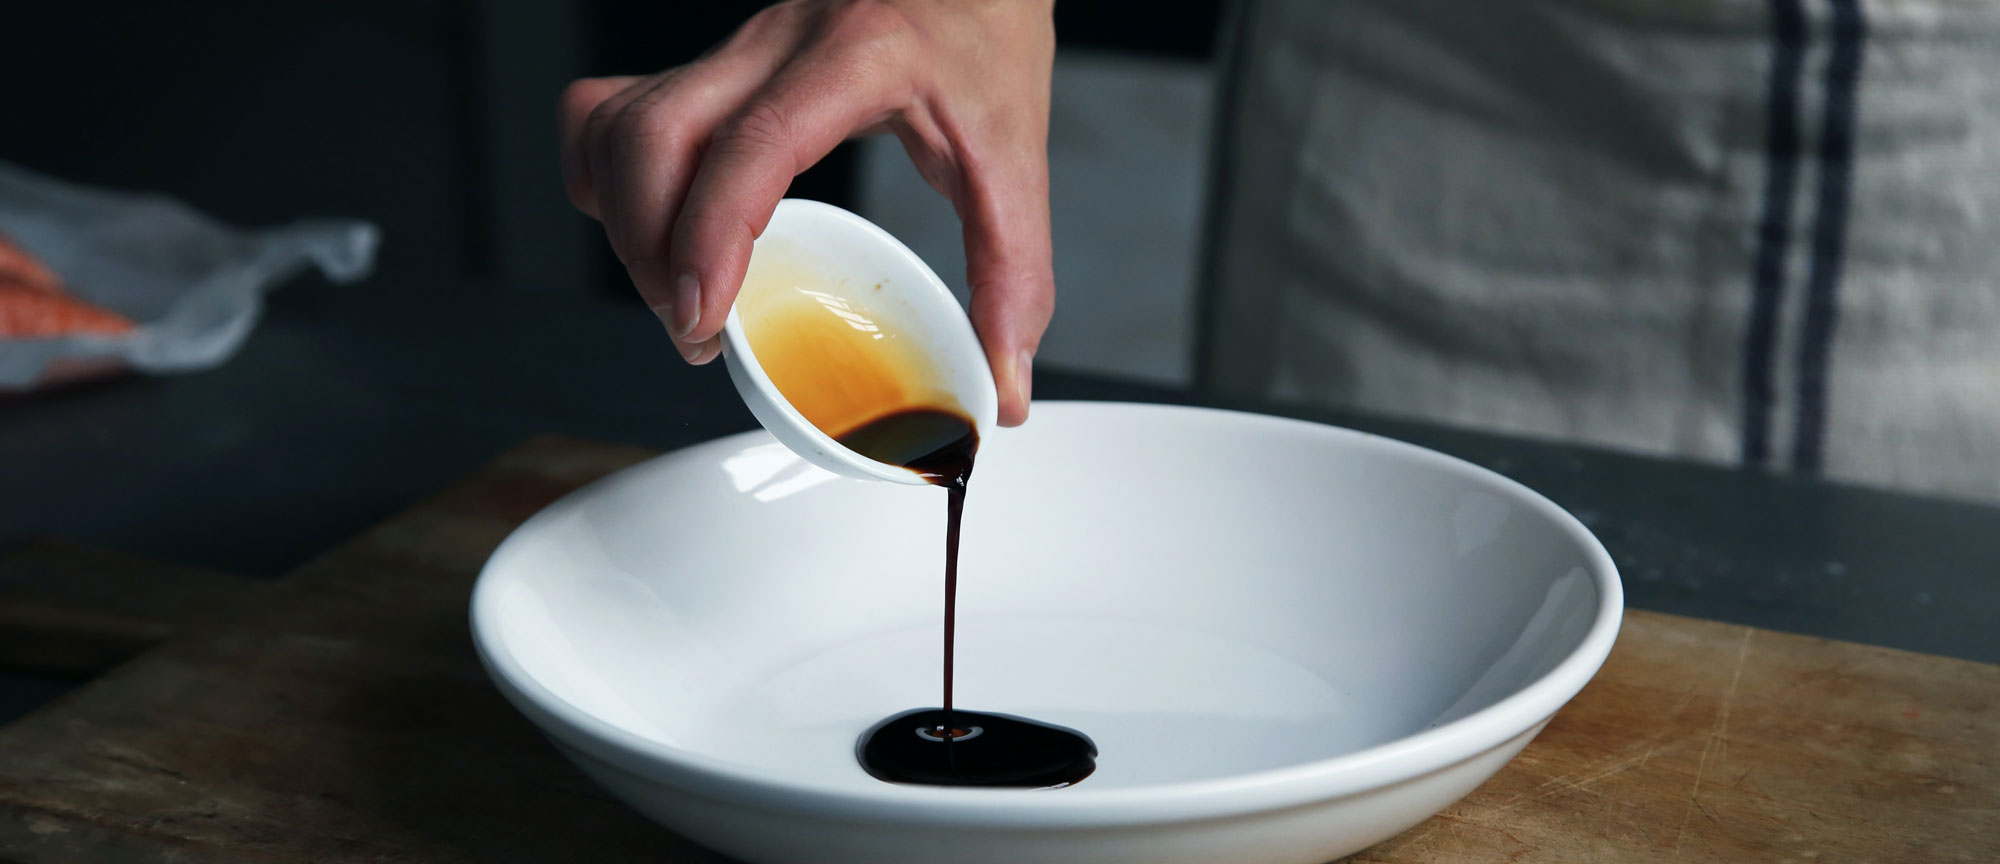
[836,409,1097,789]
[738,265,1094,788]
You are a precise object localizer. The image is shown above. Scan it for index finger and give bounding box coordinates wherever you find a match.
[666,50,905,346]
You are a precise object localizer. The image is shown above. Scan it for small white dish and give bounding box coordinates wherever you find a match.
[471,402,1623,864]
[719,199,996,485]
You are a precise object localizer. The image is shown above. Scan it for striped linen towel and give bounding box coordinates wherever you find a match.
[1202,0,2000,503]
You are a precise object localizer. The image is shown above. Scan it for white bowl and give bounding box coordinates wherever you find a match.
[471,402,1622,864]
[719,198,997,485]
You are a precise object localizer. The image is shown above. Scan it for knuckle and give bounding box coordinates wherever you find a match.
[558,78,598,117]
[680,207,758,248]
[582,93,624,143]
[606,95,688,157]
[718,101,796,156]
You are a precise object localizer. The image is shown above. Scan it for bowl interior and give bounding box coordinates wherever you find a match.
[720,199,997,484]
[478,403,1610,794]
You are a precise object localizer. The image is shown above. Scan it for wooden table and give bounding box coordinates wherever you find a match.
[2,437,1994,863]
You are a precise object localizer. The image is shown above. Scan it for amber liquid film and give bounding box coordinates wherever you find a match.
[736,271,957,442]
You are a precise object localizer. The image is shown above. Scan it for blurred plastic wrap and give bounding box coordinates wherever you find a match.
[0,161,379,391]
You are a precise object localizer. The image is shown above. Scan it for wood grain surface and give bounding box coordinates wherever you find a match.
[0,436,1993,863]
[0,538,260,676]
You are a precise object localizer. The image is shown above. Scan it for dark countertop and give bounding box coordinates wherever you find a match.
[6,273,1998,687]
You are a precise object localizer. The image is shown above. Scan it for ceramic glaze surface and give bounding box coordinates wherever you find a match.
[720,199,996,485]
[472,402,1623,864]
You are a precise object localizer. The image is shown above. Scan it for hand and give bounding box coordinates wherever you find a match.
[559,0,1056,426]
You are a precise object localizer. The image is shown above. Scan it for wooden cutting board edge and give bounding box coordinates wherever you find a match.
[0,435,1993,864]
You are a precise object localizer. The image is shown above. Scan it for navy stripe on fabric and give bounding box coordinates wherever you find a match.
[1792,0,1867,474]
[1740,0,1808,469]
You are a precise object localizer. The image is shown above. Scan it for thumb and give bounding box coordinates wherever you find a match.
[953,145,1054,428]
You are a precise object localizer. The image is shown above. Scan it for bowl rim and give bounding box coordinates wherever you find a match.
[470,401,1624,827]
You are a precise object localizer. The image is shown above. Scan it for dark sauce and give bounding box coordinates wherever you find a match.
[859,708,1097,788]
[835,408,1097,789]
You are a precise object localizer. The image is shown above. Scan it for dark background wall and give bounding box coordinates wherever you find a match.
[3,2,475,280]
[0,0,1221,298]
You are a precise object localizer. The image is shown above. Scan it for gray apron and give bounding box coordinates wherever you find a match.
[1202,0,2000,503]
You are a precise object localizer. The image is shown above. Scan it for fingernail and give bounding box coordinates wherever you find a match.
[672,270,701,340]
[1015,348,1034,412]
